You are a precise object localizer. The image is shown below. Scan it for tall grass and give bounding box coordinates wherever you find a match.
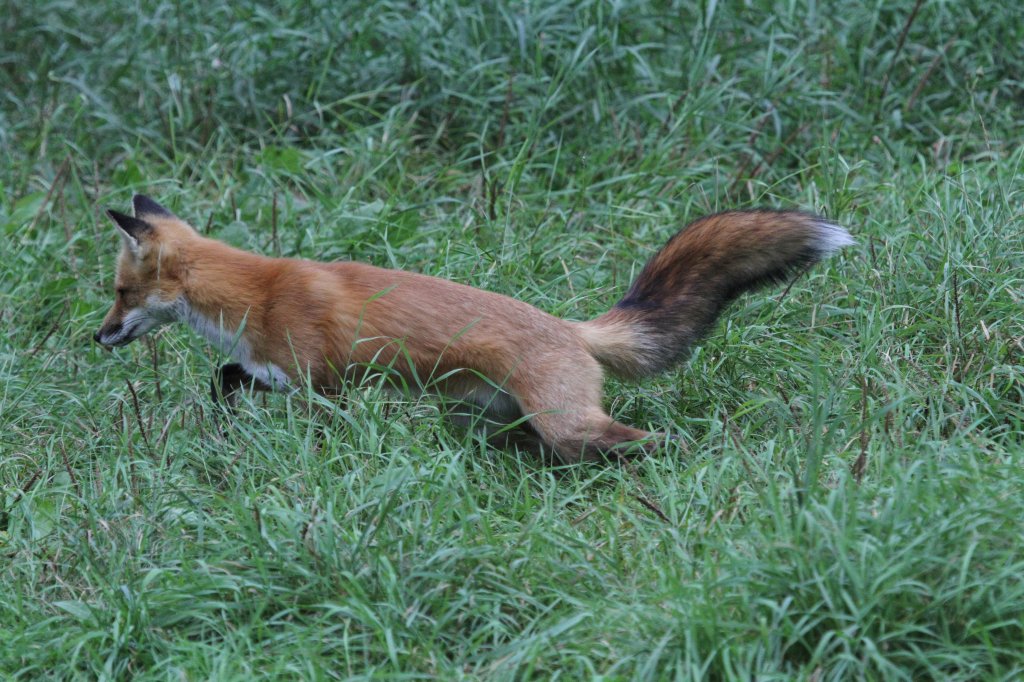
[2,0,1023,678]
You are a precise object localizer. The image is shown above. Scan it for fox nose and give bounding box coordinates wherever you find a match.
[94,322,121,345]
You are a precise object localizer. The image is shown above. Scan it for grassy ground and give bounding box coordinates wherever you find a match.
[2,0,1023,679]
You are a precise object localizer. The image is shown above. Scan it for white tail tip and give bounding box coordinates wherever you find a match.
[814,220,855,255]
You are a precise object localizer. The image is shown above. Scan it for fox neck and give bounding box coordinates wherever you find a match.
[171,237,290,387]
[175,298,252,358]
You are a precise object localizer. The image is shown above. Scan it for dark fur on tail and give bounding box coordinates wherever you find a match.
[577,210,852,378]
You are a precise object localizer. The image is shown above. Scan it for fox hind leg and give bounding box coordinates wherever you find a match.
[531,406,663,463]
[510,356,664,464]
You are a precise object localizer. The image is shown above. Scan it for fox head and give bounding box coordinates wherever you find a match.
[94,194,192,348]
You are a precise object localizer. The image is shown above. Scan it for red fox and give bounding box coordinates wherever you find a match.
[95,194,852,462]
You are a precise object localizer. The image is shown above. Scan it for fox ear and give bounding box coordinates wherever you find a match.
[107,209,152,257]
[132,194,174,219]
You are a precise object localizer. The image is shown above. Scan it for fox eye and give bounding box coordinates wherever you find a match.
[116,287,128,298]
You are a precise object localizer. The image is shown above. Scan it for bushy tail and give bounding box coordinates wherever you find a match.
[576,210,853,379]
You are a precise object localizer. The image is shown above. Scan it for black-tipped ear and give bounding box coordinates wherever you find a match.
[132,194,174,218]
[107,209,153,242]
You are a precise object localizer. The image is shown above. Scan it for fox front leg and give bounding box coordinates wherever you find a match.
[211,362,273,409]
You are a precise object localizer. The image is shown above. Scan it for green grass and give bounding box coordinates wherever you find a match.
[2,0,1023,678]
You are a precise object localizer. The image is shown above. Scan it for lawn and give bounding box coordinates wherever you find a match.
[2,0,1023,679]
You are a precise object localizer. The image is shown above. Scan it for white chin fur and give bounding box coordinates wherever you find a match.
[101,308,162,346]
